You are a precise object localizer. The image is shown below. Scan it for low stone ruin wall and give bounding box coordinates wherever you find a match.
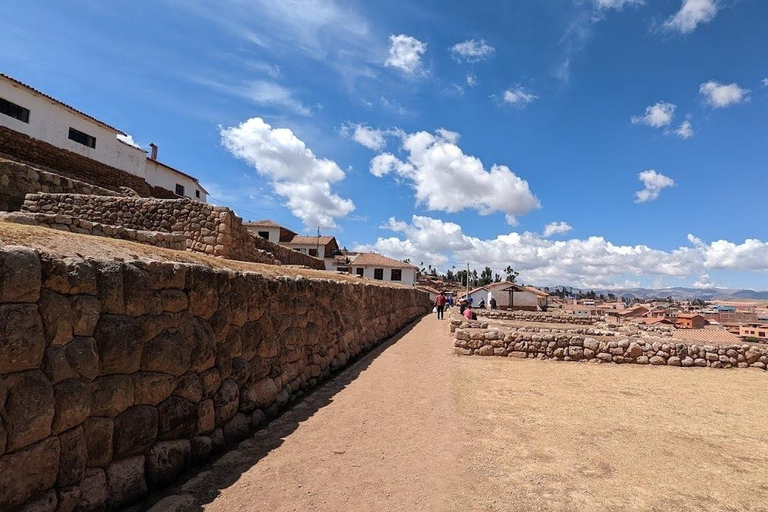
[0,128,154,196]
[0,244,431,511]
[0,211,187,251]
[474,309,596,325]
[0,158,119,212]
[251,233,325,270]
[453,323,768,370]
[21,193,278,264]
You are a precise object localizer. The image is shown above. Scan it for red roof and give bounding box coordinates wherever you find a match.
[1,73,126,135]
[352,253,418,269]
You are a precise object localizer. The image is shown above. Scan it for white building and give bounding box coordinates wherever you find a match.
[0,73,207,201]
[462,282,549,311]
[244,219,296,244]
[280,235,341,270]
[350,253,417,286]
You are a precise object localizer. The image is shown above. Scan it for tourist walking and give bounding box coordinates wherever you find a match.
[490,297,497,310]
[434,291,447,320]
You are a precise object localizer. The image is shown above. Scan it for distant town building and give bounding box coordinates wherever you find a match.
[350,253,417,285]
[461,282,549,311]
[0,73,207,200]
[675,314,707,329]
[243,219,297,243]
[740,325,768,341]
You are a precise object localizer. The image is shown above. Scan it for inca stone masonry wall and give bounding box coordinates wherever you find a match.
[251,233,326,270]
[22,193,278,264]
[0,244,431,511]
[474,309,596,325]
[0,128,153,196]
[0,158,119,212]
[453,320,768,369]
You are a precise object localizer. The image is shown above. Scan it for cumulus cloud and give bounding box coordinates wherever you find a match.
[368,128,540,220]
[635,170,675,203]
[385,34,427,74]
[672,120,694,139]
[450,39,495,63]
[220,117,354,230]
[631,101,676,128]
[542,222,574,238]
[699,81,750,108]
[664,0,720,34]
[502,86,538,107]
[340,123,387,151]
[355,215,768,288]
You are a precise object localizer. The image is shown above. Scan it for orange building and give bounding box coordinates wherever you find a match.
[675,314,707,329]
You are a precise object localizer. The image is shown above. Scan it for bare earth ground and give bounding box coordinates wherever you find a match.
[136,312,768,512]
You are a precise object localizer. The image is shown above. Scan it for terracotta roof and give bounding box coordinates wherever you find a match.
[351,253,417,269]
[644,317,674,325]
[283,236,337,246]
[244,219,282,228]
[677,313,705,319]
[672,329,742,346]
[524,286,550,297]
[416,285,442,295]
[1,73,125,135]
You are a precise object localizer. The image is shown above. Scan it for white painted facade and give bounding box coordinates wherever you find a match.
[352,266,416,286]
[0,74,207,202]
[288,243,329,259]
[247,226,282,243]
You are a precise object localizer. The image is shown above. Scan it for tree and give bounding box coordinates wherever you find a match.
[446,269,455,282]
[479,266,493,286]
[494,273,501,283]
[504,266,519,283]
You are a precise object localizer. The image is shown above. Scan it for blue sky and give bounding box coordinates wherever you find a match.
[2,0,768,289]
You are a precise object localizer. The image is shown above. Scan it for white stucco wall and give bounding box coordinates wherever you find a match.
[0,77,147,177]
[144,159,207,202]
[246,226,281,243]
[353,266,415,286]
[286,244,327,259]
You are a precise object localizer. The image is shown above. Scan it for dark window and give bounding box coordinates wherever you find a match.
[257,231,270,240]
[68,127,96,148]
[0,97,30,123]
[175,184,185,196]
[760,332,766,338]
[373,268,383,280]
[356,267,364,277]
[309,248,318,257]
[337,267,349,273]
[195,190,200,198]
[391,269,402,281]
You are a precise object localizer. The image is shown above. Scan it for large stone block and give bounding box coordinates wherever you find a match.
[173,372,203,404]
[106,455,147,510]
[52,379,91,434]
[141,328,192,377]
[223,412,250,446]
[90,375,135,418]
[0,303,45,373]
[95,261,124,314]
[42,336,99,384]
[132,372,176,406]
[113,405,158,458]
[78,468,107,512]
[83,417,114,468]
[15,488,57,512]
[94,314,143,375]
[157,396,197,441]
[39,290,74,347]
[41,256,96,296]
[0,437,60,510]
[213,379,239,426]
[123,264,162,317]
[195,398,215,435]
[199,368,221,399]
[1,370,54,451]
[189,318,216,372]
[70,295,101,336]
[145,439,192,490]
[57,425,87,487]
[0,245,41,303]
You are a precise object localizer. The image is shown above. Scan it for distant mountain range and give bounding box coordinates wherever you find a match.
[549,286,768,301]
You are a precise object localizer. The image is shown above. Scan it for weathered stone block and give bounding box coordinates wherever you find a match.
[160,289,188,313]
[70,295,101,336]
[1,370,54,451]
[0,437,60,510]
[199,367,221,399]
[132,372,176,406]
[39,290,75,347]
[223,413,250,446]
[174,372,203,404]
[113,405,158,458]
[42,336,99,384]
[213,379,240,425]
[56,485,80,512]
[190,436,212,465]
[0,245,41,303]
[52,379,91,434]
[79,468,107,512]
[83,418,114,468]
[16,488,57,512]
[146,439,192,490]
[57,425,87,487]
[157,396,197,441]
[106,456,147,510]
[94,314,143,375]
[41,256,96,296]
[90,375,135,418]
[0,303,45,373]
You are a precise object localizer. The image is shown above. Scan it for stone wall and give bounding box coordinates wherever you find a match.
[0,128,154,196]
[0,158,120,212]
[0,244,431,511]
[21,194,278,264]
[474,309,596,325]
[251,233,325,270]
[0,212,187,251]
[452,321,768,369]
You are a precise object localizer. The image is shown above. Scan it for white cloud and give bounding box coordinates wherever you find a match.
[369,128,540,219]
[198,78,311,116]
[502,86,538,107]
[663,0,720,34]
[220,117,354,229]
[450,39,495,63]
[385,34,427,74]
[762,78,768,87]
[116,133,141,148]
[692,273,717,289]
[699,81,750,108]
[542,222,574,238]
[631,101,676,128]
[354,215,768,288]
[672,120,694,139]
[635,170,675,203]
[340,123,387,151]
[592,0,644,10]
[466,73,478,87]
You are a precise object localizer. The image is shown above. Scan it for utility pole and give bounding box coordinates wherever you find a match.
[466,262,470,299]
[316,226,320,258]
